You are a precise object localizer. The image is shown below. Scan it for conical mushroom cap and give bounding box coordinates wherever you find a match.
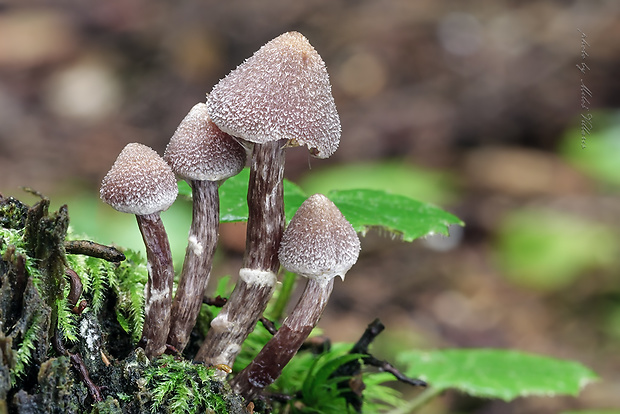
[278,194,360,281]
[100,143,178,215]
[207,31,341,159]
[164,103,247,181]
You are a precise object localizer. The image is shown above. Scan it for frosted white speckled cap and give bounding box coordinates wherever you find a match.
[100,143,178,215]
[278,194,360,282]
[207,31,341,159]
[164,102,246,181]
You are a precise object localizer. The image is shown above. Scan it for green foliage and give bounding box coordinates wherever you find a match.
[266,270,298,321]
[56,290,79,342]
[267,343,405,414]
[299,161,456,205]
[63,237,147,344]
[494,208,619,290]
[110,249,148,343]
[559,110,620,188]
[232,322,274,374]
[180,167,463,241]
[327,189,462,241]
[397,349,598,401]
[361,372,405,413]
[144,355,228,414]
[10,312,43,386]
[1,226,44,385]
[300,352,363,409]
[0,227,42,287]
[65,252,112,314]
[179,169,306,223]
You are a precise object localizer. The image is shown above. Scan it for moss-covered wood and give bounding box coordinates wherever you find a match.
[0,195,248,414]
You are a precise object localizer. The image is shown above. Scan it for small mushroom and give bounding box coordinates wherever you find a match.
[100,143,177,358]
[195,31,341,368]
[163,102,246,352]
[230,194,360,399]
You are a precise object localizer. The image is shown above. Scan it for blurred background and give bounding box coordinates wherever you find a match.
[1,0,619,412]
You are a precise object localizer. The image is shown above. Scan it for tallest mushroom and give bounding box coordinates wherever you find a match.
[195,31,341,367]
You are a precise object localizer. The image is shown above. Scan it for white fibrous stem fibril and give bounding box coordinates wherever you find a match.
[195,31,341,370]
[99,143,177,359]
[188,235,203,256]
[230,193,360,399]
[238,268,277,286]
[164,102,246,352]
[209,311,233,332]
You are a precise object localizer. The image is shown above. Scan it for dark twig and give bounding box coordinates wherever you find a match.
[164,343,182,356]
[52,328,103,402]
[330,319,426,412]
[70,353,104,402]
[71,299,88,315]
[362,355,427,387]
[350,318,384,354]
[259,317,278,335]
[299,336,331,354]
[20,186,45,199]
[52,330,67,355]
[65,268,83,307]
[64,240,126,262]
[203,295,228,307]
[265,392,293,403]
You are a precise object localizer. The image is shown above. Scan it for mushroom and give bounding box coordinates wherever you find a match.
[195,31,341,367]
[163,102,246,352]
[100,143,178,358]
[229,194,360,399]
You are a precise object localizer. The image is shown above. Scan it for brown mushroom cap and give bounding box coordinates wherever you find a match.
[207,31,341,159]
[100,143,178,215]
[278,193,360,281]
[164,103,247,181]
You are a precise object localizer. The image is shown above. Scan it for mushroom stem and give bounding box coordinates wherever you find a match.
[136,212,174,359]
[194,140,285,366]
[244,140,286,271]
[167,179,219,351]
[230,278,334,399]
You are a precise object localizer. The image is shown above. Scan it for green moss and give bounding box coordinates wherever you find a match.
[1,196,246,413]
[145,355,230,414]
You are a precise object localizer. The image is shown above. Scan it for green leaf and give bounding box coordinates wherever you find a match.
[181,168,463,242]
[327,189,463,242]
[299,161,457,205]
[397,349,598,401]
[216,168,307,223]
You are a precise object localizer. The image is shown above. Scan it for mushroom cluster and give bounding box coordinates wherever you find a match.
[99,31,357,398]
[195,31,341,368]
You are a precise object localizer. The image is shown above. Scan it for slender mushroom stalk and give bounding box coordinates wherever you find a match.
[230,194,360,399]
[99,143,178,358]
[163,102,246,352]
[195,31,341,368]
